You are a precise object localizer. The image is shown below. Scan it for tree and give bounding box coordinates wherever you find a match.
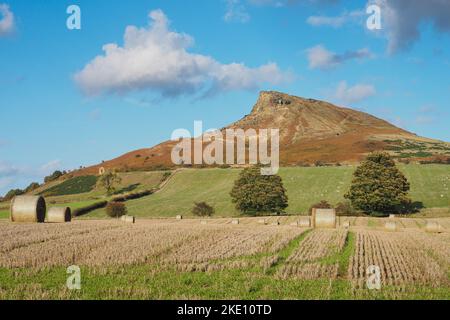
[25,182,40,193]
[345,152,411,215]
[44,170,63,183]
[106,202,127,218]
[230,166,288,215]
[192,202,215,217]
[3,189,24,201]
[97,170,122,195]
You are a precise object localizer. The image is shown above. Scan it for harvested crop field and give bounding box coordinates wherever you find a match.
[0,219,448,300]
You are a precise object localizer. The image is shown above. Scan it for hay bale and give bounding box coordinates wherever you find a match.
[201,220,207,225]
[120,215,135,223]
[290,221,299,227]
[425,221,441,233]
[231,219,239,225]
[389,214,396,219]
[176,215,183,220]
[312,209,336,229]
[298,217,311,228]
[385,221,397,231]
[47,207,71,223]
[10,196,46,223]
[258,219,267,225]
[342,221,351,229]
[271,221,280,226]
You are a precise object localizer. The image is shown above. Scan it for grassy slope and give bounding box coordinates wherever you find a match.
[0,171,166,220]
[86,164,449,218]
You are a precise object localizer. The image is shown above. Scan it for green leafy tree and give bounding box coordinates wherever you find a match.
[345,152,411,215]
[97,170,122,195]
[230,166,288,215]
[105,201,127,218]
[192,202,215,217]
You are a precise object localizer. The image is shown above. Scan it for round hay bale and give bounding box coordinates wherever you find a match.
[47,207,71,223]
[385,221,397,231]
[120,215,135,223]
[201,220,207,225]
[425,221,441,233]
[290,221,299,227]
[389,214,396,219]
[176,215,183,220]
[10,196,46,223]
[231,219,240,225]
[312,209,336,229]
[271,221,280,226]
[99,167,105,175]
[298,217,311,228]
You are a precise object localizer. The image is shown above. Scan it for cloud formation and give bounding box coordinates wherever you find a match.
[306,10,364,28]
[75,10,290,97]
[370,0,450,54]
[307,45,373,70]
[0,3,14,36]
[224,0,250,23]
[334,81,376,104]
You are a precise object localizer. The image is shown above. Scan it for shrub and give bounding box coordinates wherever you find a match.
[308,200,332,215]
[106,202,127,218]
[44,170,64,183]
[192,202,215,217]
[230,166,288,215]
[335,201,356,216]
[345,152,411,215]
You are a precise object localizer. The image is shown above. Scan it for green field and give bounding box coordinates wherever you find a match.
[40,176,98,196]
[86,164,449,218]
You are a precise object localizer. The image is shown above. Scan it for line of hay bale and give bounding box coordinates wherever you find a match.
[47,207,71,223]
[120,215,135,224]
[312,208,336,229]
[10,196,46,223]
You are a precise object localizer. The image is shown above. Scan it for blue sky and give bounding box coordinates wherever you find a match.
[0,0,449,194]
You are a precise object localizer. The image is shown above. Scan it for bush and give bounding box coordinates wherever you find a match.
[44,170,64,183]
[192,202,215,217]
[345,152,411,215]
[335,201,356,216]
[308,200,332,215]
[106,202,127,218]
[230,166,288,215]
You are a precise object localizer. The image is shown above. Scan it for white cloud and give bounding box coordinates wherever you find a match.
[75,10,290,98]
[306,45,373,70]
[370,0,450,54]
[39,160,62,175]
[224,0,250,23]
[334,81,376,104]
[0,3,14,36]
[306,10,364,28]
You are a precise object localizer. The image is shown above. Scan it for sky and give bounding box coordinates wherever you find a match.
[0,0,449,194]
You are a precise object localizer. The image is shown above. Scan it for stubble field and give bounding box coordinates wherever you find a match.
[0,218,448,300]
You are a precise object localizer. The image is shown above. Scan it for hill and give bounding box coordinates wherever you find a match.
[75,91,450,175]
[84,164,450,218]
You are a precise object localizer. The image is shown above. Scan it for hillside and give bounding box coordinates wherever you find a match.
[75,91,450,175]
[84,165,450,218]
